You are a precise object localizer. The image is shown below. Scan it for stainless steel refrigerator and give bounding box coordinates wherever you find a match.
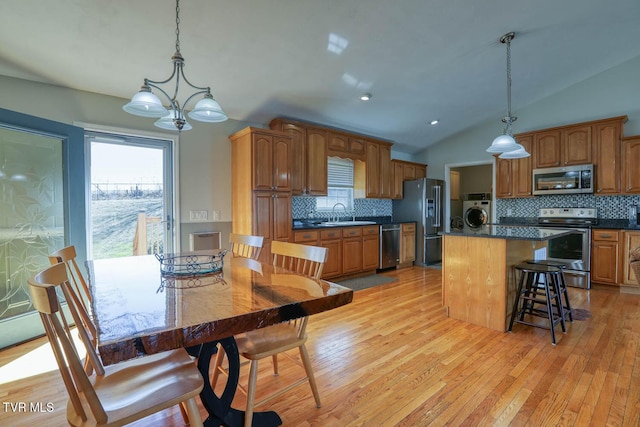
[392,178,444,266]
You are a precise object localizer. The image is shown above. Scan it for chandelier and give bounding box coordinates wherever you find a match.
[123,0,227,131]
[486,32,529,159]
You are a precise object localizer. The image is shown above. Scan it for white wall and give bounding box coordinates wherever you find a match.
[418,55,640,179]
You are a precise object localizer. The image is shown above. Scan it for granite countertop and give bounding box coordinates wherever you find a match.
[498,217,640,231]
[292,216,412,230]
[442,225,578,241]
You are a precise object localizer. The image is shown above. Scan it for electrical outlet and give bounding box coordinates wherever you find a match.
[212,210,221,221]
[507,209,513,216]
[189,210,208,221]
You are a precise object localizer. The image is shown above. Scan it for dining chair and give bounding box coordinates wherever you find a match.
[28,262,204,427]
[213,240,327,427]
[229,233,264,260]
[48,245,91,314]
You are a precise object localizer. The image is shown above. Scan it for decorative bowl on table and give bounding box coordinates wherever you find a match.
[155,250,228,277]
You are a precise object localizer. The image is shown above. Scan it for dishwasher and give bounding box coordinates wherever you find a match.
[379,224,401,269]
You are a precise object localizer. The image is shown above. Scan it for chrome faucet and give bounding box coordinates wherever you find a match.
[332,203,347,222]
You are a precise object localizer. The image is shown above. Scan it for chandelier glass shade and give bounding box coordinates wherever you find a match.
[123,0,227,131]
[486,32,529,159]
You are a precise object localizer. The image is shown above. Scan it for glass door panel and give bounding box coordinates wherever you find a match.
[0,128,64,345]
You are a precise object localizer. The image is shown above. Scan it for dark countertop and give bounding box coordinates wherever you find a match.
[498,217,640,231]
[292,216,413,230]
[442,225,577,241]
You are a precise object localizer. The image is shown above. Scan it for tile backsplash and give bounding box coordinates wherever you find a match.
[292,197,392,220]
[496,194,640,219]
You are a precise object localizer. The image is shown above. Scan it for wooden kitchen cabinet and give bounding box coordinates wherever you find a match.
[495,134,533,199]
[591,229,620,286]
[399,223,416,266]
[621,231,640,288]
[320,229,342,279]
[390,159,428,199]
[593,119,623,194]
[342,227,363,274]
[622,136,640,194]
[269,118,328,196]
[534,130,561,168]
[362,225,380,271]
[355,140,393,199]
[563,124,592,165]
[230,127,293,263]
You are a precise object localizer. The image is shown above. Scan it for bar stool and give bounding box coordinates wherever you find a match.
[526,259,573,322]
[509,263,566,345]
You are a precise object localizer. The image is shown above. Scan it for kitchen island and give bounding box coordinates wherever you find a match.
[441,225,576,332]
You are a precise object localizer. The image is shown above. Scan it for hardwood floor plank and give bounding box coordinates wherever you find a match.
[2,266,639,426]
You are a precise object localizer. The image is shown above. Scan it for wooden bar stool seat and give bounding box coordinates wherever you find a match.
[509,263,566,345]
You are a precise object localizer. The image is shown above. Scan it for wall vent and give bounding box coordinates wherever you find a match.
[189,232,222,251]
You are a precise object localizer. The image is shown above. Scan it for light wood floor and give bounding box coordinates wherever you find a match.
[1,266,639,426]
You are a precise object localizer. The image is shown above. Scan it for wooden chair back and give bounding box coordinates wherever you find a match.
[230,233,264,260]
[271,240,328,280]
[48,245,91,312]
[29,263,107,423]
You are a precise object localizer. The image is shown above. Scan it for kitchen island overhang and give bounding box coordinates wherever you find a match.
[441,226,578,332]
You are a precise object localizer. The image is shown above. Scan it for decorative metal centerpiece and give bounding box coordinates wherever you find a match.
[155,250,228,292]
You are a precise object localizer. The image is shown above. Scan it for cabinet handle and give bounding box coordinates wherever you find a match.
[328,232,336,237]
[303,234,312,238]
[599,234,612,238]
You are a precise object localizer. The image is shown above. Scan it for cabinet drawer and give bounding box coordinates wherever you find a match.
[592,229,619,241]
[362,225,379,236]
[402,223,415,233]
[342,227,362,238]
[320,229,341,240]
[293,230,319,243]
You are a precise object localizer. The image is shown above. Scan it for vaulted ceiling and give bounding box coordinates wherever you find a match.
[1,0,639,153]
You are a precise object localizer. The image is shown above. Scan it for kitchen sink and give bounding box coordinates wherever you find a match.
[319,220,377,226]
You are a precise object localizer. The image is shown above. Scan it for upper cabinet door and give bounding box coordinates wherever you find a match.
[279,123,305,195]
[252,133,274,190]
[622,136,640,193]
[306,128,328,196]
[534,130,561,168]
[272,136,292,191]
[594,121,622,194]
[562,125,592,166]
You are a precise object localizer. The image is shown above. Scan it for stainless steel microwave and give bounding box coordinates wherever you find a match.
[532,164,594,195]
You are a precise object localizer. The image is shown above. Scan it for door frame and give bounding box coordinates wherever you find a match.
[77,122,181,258]
[0,108,85,349]
[444,160,495,232]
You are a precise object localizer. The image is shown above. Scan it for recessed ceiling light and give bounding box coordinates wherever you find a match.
[430,119,439,125]
[360,93,372,101]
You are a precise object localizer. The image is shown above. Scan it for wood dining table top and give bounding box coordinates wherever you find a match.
[86,253,353,366]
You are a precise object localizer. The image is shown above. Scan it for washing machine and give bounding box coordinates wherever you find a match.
[463,200,491,228]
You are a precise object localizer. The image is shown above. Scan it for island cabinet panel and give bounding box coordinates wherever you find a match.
[622,136,640,194]
[442,234,546,331]
[621,231,640,290]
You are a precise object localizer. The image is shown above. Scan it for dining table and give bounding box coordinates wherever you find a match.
[85,251,353,427]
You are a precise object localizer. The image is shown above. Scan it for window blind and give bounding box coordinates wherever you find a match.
[327,157,354,187]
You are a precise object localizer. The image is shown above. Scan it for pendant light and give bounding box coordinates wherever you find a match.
[123,0,228,131]
[486,32,529,159]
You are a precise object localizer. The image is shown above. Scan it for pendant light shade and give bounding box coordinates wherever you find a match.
[188,94,228,123]
[498,144,530,159]
[487,32,529,158]
[154,109,193,131]
[122,0,227,131]
[487,133,519,153]
[123,87,169,118]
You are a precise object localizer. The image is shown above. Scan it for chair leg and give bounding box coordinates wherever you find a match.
[272,354,279,376]
[211,345,226,388]
[183,397,203,427]
[245,360,259,427]
[299,344,321,408]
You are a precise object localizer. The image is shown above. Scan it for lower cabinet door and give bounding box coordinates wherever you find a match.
[342,238,363,274]
[321,239,342,278]
[363,235,379,270]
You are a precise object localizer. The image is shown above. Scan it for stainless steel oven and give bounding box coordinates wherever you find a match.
[537,208,598,289]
